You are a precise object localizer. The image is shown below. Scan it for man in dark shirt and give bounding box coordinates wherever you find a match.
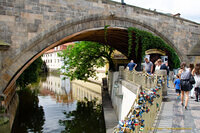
[160,61,170,87]
[160,62,169,75]
[127,60,137,71]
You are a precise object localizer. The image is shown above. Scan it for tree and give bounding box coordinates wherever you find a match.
[16,57,43,89]
[58,41,115,81]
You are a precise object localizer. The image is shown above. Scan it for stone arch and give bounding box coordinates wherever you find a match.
[1,15,183,92]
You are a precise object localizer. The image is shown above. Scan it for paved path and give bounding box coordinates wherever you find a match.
[102,89,118,133]
[154,82,200,133]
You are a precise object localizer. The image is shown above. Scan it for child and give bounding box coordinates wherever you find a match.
[174,75,181,99]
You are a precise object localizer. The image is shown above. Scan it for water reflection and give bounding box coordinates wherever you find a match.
[59,98,105,133]
[39,74,102,104]
[72,80,102,102]
[39,74,74,104]
[12,73,104,133]
[12,88,45,133]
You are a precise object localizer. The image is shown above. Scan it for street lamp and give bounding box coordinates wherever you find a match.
[121,0,126,5]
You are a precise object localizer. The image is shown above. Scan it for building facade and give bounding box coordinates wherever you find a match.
[41,43,73,72]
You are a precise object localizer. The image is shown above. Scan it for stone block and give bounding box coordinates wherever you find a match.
[27,23,38,32]
[0,15,15,22]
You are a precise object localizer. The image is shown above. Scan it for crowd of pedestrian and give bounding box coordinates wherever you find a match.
[126,58,200,110]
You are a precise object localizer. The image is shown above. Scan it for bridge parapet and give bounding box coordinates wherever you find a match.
[121,69,157,89]
[112,67,166,132]
[120,66,167,96]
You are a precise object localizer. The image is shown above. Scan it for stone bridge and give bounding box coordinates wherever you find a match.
[0,0,200,95]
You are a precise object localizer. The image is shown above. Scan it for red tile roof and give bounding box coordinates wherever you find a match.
[45,42,74,54]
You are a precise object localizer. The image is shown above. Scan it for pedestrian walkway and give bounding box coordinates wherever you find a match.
[154,82,200,133]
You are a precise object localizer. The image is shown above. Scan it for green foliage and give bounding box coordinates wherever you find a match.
[59,98,105,133]
[128,27,180,69]
[16,57,43,89]
[104,25,110,44]
[12,87,45,132]
[58,41,115,81]
[128,27,134,57]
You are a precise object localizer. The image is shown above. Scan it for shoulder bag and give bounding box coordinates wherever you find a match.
[189,74,195,84]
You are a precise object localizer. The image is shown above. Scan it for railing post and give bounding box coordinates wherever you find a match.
[155,70,167,97]
[119,66,124,80]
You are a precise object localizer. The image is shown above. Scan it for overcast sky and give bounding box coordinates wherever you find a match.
[112,0,200,23]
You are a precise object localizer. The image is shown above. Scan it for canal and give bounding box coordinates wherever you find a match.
[12,73,105,133]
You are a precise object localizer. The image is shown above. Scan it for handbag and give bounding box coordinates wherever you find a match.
[180,79,193,91]
[189,74,195,84]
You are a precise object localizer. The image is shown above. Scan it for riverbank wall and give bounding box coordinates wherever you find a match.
[0,83,19,133]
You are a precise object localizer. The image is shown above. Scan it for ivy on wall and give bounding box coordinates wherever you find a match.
[127,27,180,69]
[104,25,110,44]
[128,27,134,57]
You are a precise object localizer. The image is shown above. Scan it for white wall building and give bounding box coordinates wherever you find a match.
[41,43,72,72]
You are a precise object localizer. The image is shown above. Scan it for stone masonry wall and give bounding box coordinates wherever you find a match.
[0,0,200,92]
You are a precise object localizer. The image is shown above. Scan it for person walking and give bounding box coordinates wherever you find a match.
[127,60,137,71]
[143,58,153,74]
[174,75,181,99]
[178,62,192,110]
[189,64,195,98]
[192,63,200,102]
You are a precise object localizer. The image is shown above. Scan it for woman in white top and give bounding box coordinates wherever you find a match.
[192,63,200,101]
[154,59,162,71]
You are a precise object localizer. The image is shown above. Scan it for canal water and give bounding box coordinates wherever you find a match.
[12,73,105,133]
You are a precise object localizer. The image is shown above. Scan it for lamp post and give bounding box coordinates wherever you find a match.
[121,0,126,5]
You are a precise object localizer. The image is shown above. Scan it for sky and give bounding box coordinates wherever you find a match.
[112,0,200,23]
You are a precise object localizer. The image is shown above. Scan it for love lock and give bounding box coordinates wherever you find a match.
[156,103,159,108]
[131,115,135,120]
[140,92,144,95]
[133,110,137,115]
[134,119,139,126]
[139,111,144,117]
[131,125,135,131]
[138,99,143,104]
[128,120,132,126]
[140,124,145,131]
[119,120,124,127]
[136,111,140,117]
[141,119,145,124]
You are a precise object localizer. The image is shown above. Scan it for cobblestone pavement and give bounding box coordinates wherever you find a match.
[154,82,200,133]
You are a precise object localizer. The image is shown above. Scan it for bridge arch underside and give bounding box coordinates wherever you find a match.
[1,17,183,93]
